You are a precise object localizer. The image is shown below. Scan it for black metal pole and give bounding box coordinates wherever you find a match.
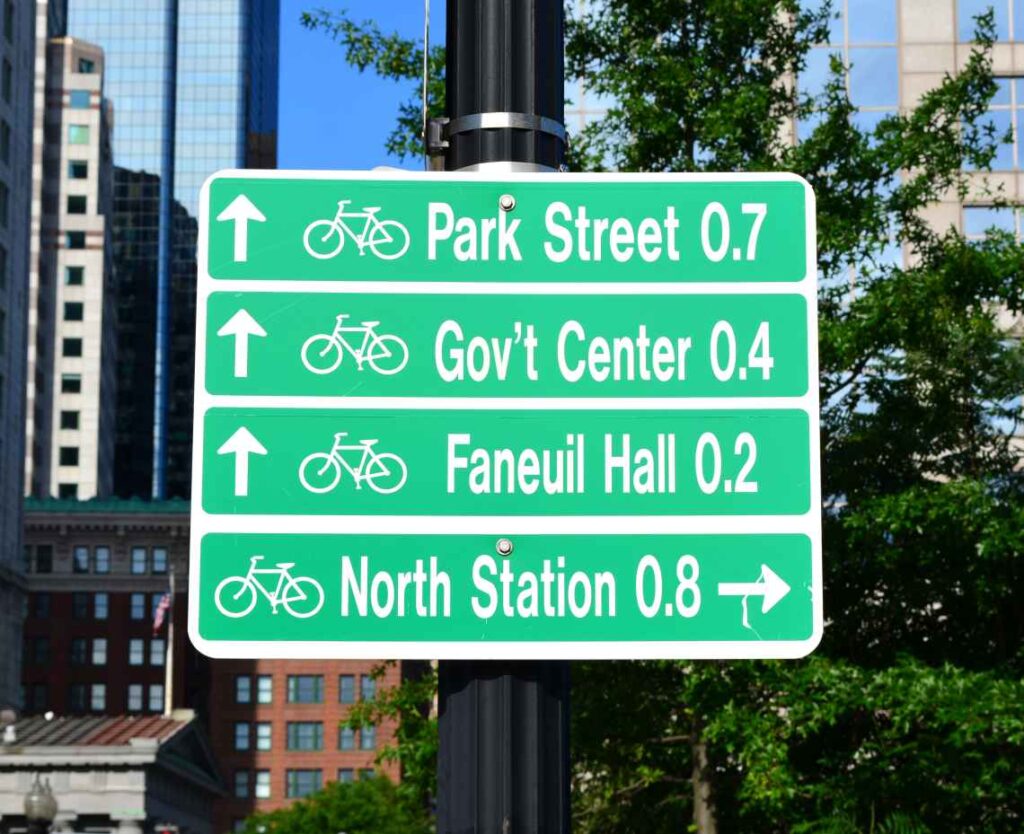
[437,3,569,833]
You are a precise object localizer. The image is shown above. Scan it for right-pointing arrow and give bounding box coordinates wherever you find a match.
[717,564,791,614]
[216,308,267,378]
[217,426,267,497]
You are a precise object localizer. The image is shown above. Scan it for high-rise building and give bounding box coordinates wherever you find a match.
[64,0,279,499]
[0,0,40,712]
[25,33,116,501]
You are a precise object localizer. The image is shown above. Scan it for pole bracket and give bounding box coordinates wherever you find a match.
[446,111,567,143]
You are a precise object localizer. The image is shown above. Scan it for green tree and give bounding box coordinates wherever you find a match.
[237,776,432,834]
[301,3,1024,832]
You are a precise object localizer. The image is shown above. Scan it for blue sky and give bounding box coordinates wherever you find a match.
[278,0,438,171]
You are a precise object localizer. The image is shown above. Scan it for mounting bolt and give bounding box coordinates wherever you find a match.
[496,538,513,556]
[498,193,516,212]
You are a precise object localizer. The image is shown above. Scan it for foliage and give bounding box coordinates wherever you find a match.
[343,661,438,811]
[301,2,1024,832]
[236,776,432,834]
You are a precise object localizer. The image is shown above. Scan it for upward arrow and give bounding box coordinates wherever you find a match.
[217,427,267,497]
[216,308,267,378]
[717,564,791,614]
[216,194,265,263]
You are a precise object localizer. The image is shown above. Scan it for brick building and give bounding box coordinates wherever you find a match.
[21,499,402,833]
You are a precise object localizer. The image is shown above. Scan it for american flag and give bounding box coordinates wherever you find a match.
[153,592,172,635]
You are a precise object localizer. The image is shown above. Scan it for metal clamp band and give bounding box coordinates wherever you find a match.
[446,112,567,143]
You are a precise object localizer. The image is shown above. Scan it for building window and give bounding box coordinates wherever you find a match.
[77,57,95,73]
[94,592,108,619]
[128,638,144,666]
[63,337,83,357]
[256,675,273,703]
[61,373,82,392]
[35,545,53,573]
[235,675,252,704]
[337,768,354,784]
[67,195,87,214]
[68,160,88,179]
[69,90,91,108]
[71,592,89,619]
[148,684,164,712]
[60,410,80,429]
[255,722,272,751]
[66,232,85,249]
[92,638,107,666]
[2,2,12,43]
[1,59,10,103]
[339,674,355,704]
[152,547,168,574]
[0,120,9,165]
[150,638,166,666]
[59,446,79,466]
[68,124,90,144]
[128,684,143,712]
[151,593,164,619]
[131,547,147,574]
[360,725,376,750]
[287,675,323,703]
[233,771,249,799]
[0,244,6,289]
[26,684,47,713]
[58,483,78,499]
[95,547,110,574]
[360,675,376,701]
[338,726,355,751]
[70,638,88,665]
[129,592,145,620]
[254,770,271,799]
[0,181,8,228]
[359,769,375,780]
[90,684,106,712]
[285,770,322,799]
[69,683,87,712]
[72,545,89,572]
[234,722,250,751]
[287,722,324,751]
[33,593,50,618]
[28,636,50,665]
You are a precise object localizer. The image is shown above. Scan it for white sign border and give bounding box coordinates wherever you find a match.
[189,169,822,661]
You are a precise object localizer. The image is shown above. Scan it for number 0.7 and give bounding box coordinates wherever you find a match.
[700,202,768,262]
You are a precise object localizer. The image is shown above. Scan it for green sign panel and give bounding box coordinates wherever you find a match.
[190,170,821,660]
[204,291,809,398]
[204,173,810,283]
[195,534,814,652]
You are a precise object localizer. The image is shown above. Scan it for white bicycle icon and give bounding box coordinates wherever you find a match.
[299,431,408,495]
[303,200,410,260]
[301,314,409,376]
[214,556,325,619]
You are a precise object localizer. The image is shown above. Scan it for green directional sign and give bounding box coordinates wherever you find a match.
[190,170,822,660]
[201,407,811,517]
[203,172,810,283]
[204,291,809,398]
[194,533,814,655]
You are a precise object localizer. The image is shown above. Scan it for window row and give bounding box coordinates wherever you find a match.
[235,673,376,705]
[65,682,164,713]
[230,769,376,818]
[35,544,170,574]
[232,721,376,752]
[28,591,168,622]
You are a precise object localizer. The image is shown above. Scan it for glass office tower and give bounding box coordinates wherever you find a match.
[67,0,279,498]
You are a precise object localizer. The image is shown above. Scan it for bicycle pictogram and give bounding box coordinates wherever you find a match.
[301,314,409,376]
[299,431,408,495]
[214,556,325,619]
[303,199,411,260]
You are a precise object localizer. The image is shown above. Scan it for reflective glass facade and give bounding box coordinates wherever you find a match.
[67,0,278,497]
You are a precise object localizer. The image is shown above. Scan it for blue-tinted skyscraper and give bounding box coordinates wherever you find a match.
[67,0,278,498]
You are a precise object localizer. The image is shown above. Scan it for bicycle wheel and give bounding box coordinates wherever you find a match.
[366,335,409,375]
[365,452,408,494]
[301,334,343,374]
[367,220,410,260]
[299,452,342,494]
[283,578,325,618]
[214,577,257,618]
[303,220,345,259]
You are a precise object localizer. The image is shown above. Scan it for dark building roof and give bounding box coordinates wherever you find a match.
[23,497,190,515]
[5,714,188,747]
